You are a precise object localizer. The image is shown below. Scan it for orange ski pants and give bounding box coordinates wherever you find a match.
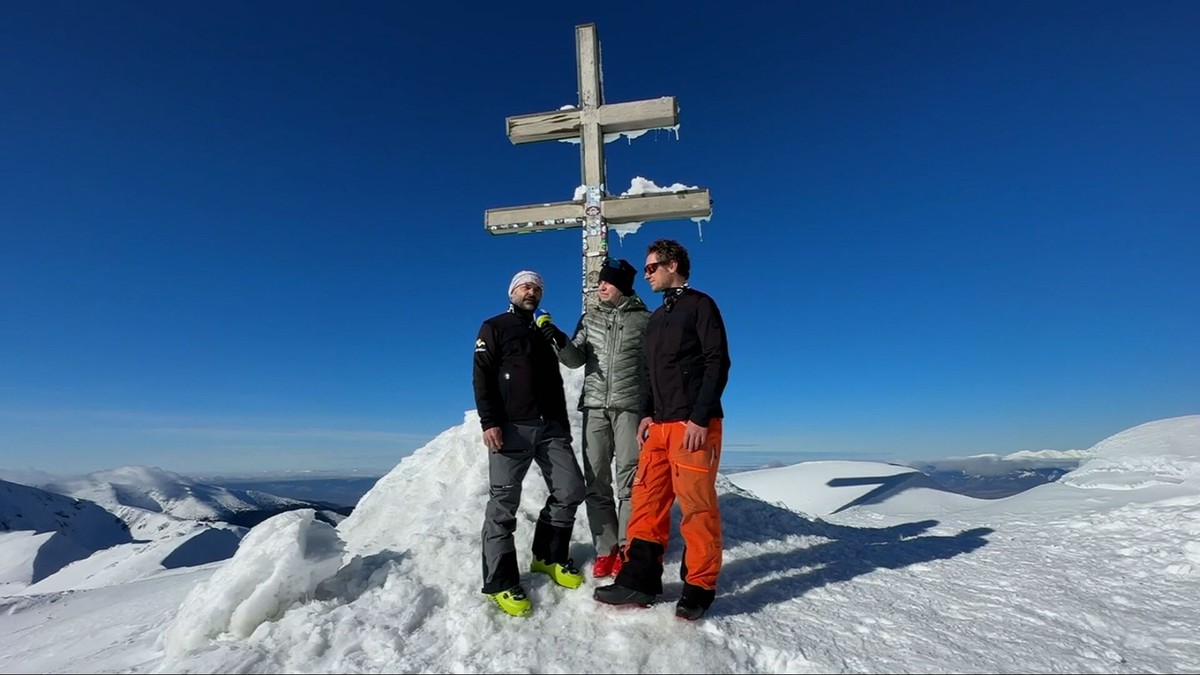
[625,419,723,590]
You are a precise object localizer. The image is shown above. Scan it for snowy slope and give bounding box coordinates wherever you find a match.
[22,523,243,595]
[1062,415,1200,489]
[0,479,133,591]
[0,566,215,673]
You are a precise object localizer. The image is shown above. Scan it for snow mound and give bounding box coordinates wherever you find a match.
[162,509,343,656]
[1061,415,1200,489]
[159,366,589,666]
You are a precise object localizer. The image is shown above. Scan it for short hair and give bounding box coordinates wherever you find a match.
[646,238,690,280]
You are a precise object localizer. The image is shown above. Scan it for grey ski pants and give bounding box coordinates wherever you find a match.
[581,408,642,554]
[481,419,585,593]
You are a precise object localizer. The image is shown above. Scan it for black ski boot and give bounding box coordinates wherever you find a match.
[674,597,706,621]
[593,583,655,607]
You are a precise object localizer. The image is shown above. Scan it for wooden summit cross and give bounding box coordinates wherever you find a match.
[484,23,712,310]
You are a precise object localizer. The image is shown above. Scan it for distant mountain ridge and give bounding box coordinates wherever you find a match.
[43,466,311,522]
[922,466,1071,498]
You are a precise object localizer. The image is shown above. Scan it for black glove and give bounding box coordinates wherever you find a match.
[540,322,567,349]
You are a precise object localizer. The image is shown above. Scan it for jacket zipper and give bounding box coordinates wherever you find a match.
[605,309,620,408]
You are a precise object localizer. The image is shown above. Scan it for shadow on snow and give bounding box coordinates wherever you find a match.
[586,489,993,618]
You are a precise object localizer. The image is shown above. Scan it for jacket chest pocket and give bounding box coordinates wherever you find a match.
[500,328,533,359]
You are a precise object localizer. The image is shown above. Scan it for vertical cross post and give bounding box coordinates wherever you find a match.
[577,25,608,311]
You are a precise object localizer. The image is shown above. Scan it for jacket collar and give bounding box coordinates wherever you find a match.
[508,304,534,322]
[662,285,689,312]
[602,294,647,313]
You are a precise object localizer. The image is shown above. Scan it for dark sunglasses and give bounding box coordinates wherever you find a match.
[644,260,668,275]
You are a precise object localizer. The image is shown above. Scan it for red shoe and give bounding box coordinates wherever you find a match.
[591,546,620,578]
[611,552,624,577]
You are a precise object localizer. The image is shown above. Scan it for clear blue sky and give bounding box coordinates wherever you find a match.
[1,1,1197,476]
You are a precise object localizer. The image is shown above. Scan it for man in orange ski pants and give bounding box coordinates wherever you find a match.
[593,238,731,621]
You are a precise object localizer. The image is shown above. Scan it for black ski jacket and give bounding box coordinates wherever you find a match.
[473,305,569,431]
[641,287,731,426]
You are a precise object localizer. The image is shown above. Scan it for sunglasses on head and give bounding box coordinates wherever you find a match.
[644,260,668,275]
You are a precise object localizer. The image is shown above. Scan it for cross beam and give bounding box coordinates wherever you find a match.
[505,97,680,144]
[485,189,713,233]
[484,23,712,310]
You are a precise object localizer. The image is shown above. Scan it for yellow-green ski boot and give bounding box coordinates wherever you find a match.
[485,586,532,617]
[531,557,584,589]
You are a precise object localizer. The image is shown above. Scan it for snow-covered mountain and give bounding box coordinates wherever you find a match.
[0,475,247,595]
[43,466,311,525]
[0,480,133,592]
[0,466,342,595]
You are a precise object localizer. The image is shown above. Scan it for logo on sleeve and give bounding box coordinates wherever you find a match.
[475,338,487,353]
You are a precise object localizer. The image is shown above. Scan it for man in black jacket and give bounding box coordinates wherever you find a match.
[593,239,731,621]
[473,270,586,617]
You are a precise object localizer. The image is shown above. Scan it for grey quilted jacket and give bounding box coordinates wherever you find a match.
[556,294,650,411]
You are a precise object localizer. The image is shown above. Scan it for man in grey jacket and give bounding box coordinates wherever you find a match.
[552,258,650,578]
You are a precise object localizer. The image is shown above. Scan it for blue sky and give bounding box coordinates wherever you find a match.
[1,1,1197,476]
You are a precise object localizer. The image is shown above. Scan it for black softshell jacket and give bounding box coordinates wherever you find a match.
[473,307,570,430]
[640,288,731,425]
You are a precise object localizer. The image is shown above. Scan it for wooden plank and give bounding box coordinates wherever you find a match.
[506,109,582,144]
[505,97,678,145]
[600,189,712,224]
[576,23,604,187]
[598,97,678,133]
[484,201,584,232]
